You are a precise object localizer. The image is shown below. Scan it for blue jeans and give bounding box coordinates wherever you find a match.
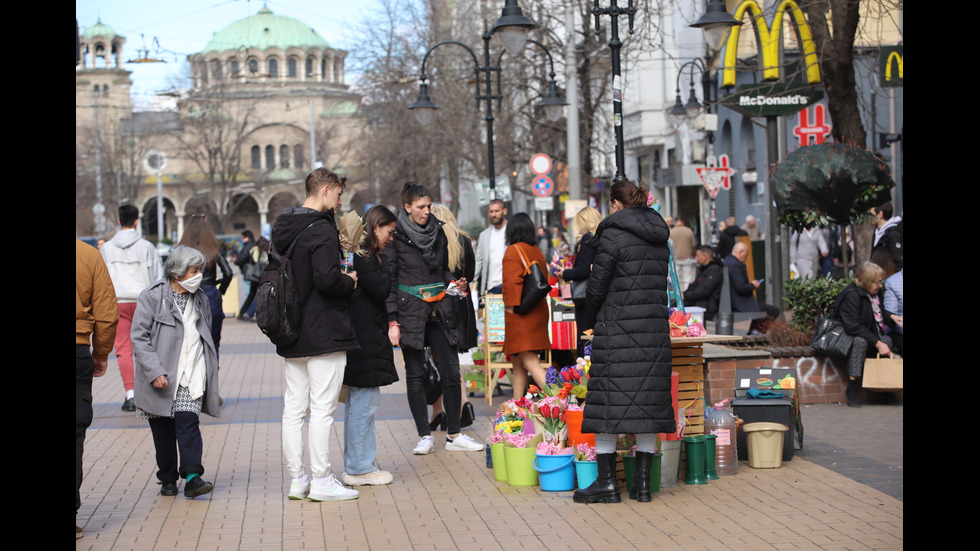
[343,386,380,475]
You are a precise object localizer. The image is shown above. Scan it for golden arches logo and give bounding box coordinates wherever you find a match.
[721,0,821,88]
[885,51,903,81]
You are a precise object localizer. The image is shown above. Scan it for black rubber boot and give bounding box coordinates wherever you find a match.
[631,451,654,502]
[573,453,621,504]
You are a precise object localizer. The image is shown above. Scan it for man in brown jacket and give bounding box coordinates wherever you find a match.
[76,239,118,538]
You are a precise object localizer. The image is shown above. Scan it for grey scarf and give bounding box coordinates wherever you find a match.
[397,209,439,252]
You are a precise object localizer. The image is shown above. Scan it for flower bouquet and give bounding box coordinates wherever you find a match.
[668,307,707,337]
[573,442,598,489]
[531,395,568,445]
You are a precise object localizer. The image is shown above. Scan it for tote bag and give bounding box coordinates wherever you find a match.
[514,246,551,315]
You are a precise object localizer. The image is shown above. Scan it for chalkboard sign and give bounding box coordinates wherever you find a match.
[486,294,506,343]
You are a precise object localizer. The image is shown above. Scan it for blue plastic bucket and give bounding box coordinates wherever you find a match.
[533,454,575,491]
[574,459,598,489]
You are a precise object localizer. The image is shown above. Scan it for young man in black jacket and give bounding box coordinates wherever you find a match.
[271,168,360,502]
[683,246,723,320]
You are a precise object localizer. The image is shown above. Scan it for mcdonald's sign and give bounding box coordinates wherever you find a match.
[879,46,903,87]
[721,0,822,88]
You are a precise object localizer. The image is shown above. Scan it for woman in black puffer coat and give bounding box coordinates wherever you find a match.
[574,180,674,505]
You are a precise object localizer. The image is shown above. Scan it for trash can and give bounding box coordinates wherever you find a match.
[743,422,789,468]
[733,397,797,462]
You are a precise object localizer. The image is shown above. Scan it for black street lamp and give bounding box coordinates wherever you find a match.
[591,0,637,185]
[690,0,743,51]
[409,0,566,200]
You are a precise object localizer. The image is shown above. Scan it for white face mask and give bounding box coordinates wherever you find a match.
[178,273,203,293]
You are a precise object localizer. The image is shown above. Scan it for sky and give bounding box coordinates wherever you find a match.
[76,0,375,109]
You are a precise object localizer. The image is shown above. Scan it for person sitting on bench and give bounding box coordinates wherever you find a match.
[723,242,780,334]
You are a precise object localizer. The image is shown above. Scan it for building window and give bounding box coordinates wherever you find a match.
[248,58,259,74]
[251,146,261,169]
[103,84,109,95]
[230,60,240,77]
[211,60,222,80]
[265,145,275,170]
[279,145,290,168]
[321,59,328,81]
[294,145,305,170]
[268,58,278,78]
[288,58,298,78]
[306,58,314,78]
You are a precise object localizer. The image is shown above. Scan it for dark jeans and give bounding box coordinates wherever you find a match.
[403,320,462,436]
[240,280,258,317]
[203,285,224,359]
[76,345,95,513]
[148,412,205,482]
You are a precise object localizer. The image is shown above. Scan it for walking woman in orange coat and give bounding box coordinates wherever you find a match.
[501,213,551,398]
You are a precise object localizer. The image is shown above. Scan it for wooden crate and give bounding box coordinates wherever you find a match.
[671,341,706,436]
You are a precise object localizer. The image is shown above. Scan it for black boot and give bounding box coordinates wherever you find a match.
[846,378,861,407]
[573,453,621,504]
[631,451,654,502]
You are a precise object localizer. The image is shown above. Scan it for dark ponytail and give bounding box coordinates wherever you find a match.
[609,179,649,208]
[401,181,431,207]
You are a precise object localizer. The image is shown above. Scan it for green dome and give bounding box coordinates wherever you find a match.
[201,5,329,54]
[83,18,120,40]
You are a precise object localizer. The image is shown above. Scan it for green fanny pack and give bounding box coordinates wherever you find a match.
[398,283,446,303]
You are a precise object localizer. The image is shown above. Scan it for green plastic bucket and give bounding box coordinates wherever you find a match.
[490,443,507,482]
[503,446,538,487]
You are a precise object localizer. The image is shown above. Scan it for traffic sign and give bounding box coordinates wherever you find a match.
[529,153,552,176]
[697,154,734,199]
[532,175,554,197]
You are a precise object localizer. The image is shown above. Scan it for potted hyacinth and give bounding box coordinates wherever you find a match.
[573,442,598,489]
[489,397,532,482]
[534,440,575,492]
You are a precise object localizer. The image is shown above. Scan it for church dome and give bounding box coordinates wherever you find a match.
[201,5,329,54]
[82,18,120,40]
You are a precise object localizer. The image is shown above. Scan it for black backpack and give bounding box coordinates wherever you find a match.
[255,220,325,348]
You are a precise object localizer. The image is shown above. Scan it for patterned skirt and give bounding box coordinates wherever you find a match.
[137,385,203,419]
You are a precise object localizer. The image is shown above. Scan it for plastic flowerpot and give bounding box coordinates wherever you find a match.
[490,443,508,482]
[533,454,575,491]
[565,409,596,449]
[503,446,538,487]
[683,435,707,485]
[574,459,598,489]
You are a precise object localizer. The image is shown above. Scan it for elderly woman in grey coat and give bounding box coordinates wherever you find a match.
[132,245,220,498]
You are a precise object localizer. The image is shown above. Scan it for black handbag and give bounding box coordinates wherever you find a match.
[514,246,551,315]
[571,279,588,301]
[811,316,854,359]
[423,347,443,405]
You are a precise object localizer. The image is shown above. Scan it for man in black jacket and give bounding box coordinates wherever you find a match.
[683,246,723,320]
[271,168,360,503]
[871,202,903,270]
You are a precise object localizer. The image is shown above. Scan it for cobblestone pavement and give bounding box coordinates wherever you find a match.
[76,319,902,550]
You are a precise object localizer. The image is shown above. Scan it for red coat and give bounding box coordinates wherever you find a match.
[501,242,551,355]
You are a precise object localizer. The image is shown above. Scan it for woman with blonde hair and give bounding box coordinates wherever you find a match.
[558,206,602,357]
[831,261,903,407]
[428,204,478,428]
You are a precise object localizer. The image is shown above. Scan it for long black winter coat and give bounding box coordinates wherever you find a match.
[581,206,676,435]
[270,207,359,358]
[832,282,895,345]
[344,252,398,388]
[383,216,458,351]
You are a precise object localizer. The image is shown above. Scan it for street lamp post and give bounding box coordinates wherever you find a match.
[591,0,637,185]
[409,0,565,201]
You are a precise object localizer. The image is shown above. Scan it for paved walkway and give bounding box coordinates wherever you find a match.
[77,319,903,550]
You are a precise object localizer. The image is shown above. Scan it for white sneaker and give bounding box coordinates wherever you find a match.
[307,475,358,501]
[413,435,434,455]
[445,433,484,452]
[288,475,310,500]
[342,470,393,486]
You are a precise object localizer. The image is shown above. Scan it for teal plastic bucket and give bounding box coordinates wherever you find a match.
[533,454,575,491]
[574,459,598,489]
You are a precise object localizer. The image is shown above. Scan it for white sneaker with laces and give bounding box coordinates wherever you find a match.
[342,470,394,486]
[307,475,358,501]
[413,435,434,455]
[288,475,310,500]
[445,433,484,452]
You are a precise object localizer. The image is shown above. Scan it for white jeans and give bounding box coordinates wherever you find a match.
[282,351,346,479]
